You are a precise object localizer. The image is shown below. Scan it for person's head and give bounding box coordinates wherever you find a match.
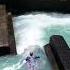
[30,52,33,56]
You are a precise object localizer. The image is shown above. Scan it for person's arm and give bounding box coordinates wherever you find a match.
[26,57,30,61]
[34,56,40,59]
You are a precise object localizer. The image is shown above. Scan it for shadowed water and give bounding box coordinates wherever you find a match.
[0,12,70,70]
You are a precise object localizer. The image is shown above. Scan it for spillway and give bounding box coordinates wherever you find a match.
[0,12,70,70]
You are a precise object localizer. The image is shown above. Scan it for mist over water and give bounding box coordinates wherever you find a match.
[0,12,70,70]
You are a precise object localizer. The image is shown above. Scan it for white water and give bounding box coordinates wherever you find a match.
[0,12,70,70]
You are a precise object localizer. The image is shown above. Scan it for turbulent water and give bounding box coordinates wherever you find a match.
[0,12,70,70]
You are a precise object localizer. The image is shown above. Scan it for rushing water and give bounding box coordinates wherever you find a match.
[0,12,70,70]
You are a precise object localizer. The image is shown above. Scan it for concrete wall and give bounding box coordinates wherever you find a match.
[0,5,17,56]
[44,35,70,70]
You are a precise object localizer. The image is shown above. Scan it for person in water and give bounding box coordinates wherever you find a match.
[26,52,40,70]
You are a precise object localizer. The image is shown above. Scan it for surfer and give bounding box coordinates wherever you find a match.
[26,52,40,70]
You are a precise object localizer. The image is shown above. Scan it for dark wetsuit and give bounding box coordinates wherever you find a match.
[26,55,40,70]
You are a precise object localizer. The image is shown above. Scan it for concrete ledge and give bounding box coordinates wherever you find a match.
[49,35,70,70]
[44,35,70,70]
[44,44,59,70]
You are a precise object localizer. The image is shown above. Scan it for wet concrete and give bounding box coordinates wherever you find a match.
[44,44,59,70]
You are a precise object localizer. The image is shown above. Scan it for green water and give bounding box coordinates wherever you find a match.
[0,12,70,70]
